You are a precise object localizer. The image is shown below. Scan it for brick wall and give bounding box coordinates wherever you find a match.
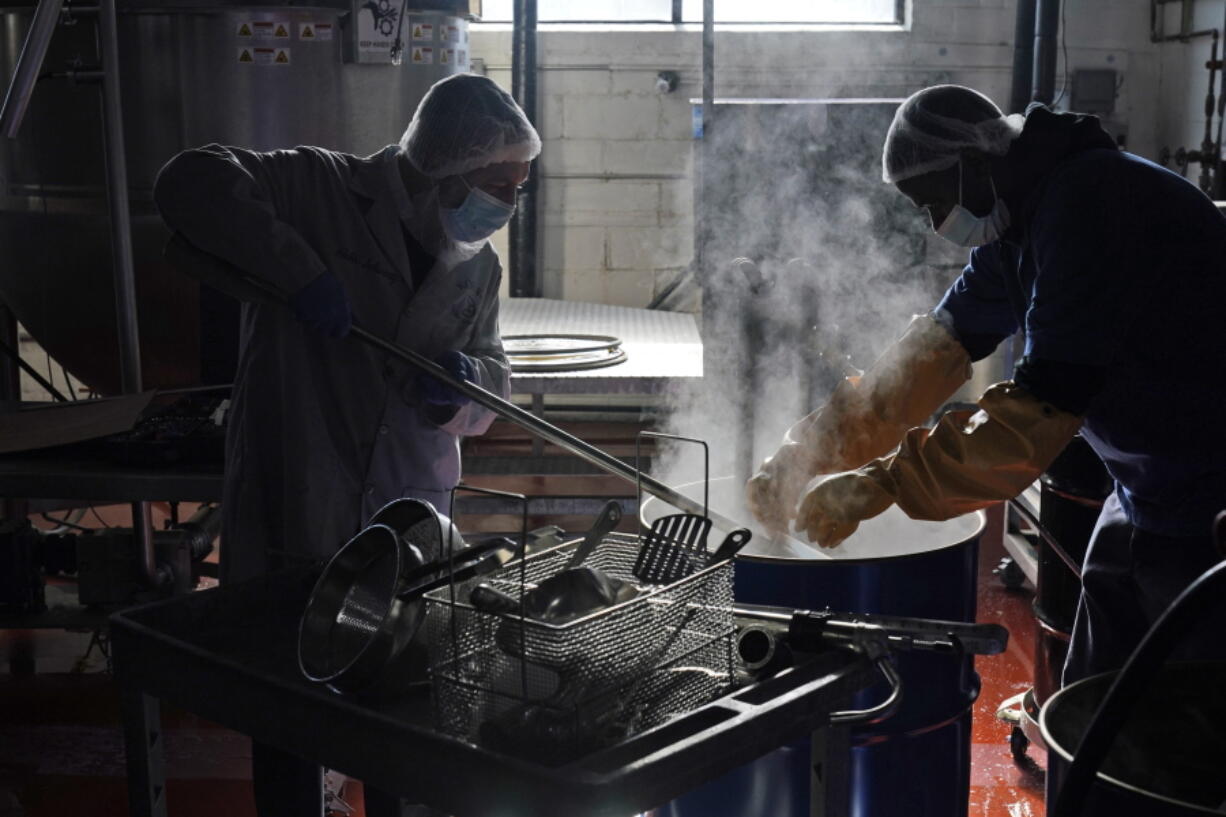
[473,1,1160,308]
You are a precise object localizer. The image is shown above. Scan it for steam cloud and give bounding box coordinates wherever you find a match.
[646,100,971,547]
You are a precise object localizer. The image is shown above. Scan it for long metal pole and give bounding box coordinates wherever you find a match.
[1031,0,1061,105]
[99,0,141,395]
[348,322,744,531]
[165,234,743,532]
[1009,0,1036,113]
[99,0,164,586]
[698,0,714,286]
[509,0,538,297]
[0,333,68,402]
[0,0,65,139]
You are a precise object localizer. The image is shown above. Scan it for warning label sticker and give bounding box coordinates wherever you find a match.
[273,22,290,39]
[410,21,434,41]
[439,48,454,66]
[411,46,434,64]
[299,22,333,41]
[238,47,254,63]
[237,21,253,37]
[458,49,468,68]
[443,24,460,43]
[251,21,275,40]
[274,48,291,64]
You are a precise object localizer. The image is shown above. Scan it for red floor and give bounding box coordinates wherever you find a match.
[0,505,1046,817]
[969,525,1047,817]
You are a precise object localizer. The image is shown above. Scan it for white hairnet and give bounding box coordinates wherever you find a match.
[882,85,1024,184]
[400,73,541,179]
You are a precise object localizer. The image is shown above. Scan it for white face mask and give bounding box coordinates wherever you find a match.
[936,159,1010,247]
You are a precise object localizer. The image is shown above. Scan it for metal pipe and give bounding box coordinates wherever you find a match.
[1031,0,1061,105]
[348,321,744,531]
[1152,27,1218,42]
[1009,0,1037,113]
[0,307,21,403]
[130,501,168,588]
[0,0,65,139]
[509,0,538,298]
[1201,32,1219,192]
[1217,6,1226,197]
[98,0,141,396]
[0,333,69,402]
[99,0,165,587]
[698,0,714,286]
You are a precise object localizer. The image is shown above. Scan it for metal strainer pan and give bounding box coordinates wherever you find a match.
[297,523,424,693]
[298,498,512,694]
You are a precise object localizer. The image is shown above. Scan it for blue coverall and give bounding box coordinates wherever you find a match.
[935,106,1226,683]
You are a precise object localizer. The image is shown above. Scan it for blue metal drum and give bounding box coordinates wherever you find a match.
[646,478,985,817]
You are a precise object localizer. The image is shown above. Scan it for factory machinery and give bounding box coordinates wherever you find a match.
[0,0,475,608]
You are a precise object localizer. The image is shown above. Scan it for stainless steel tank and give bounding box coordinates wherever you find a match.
[0,2,470,393]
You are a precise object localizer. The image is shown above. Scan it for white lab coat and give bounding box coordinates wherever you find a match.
[155,144,509,583]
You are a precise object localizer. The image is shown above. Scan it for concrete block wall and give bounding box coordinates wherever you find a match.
[473,1,1164,308]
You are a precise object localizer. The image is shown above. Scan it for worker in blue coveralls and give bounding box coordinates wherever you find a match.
[748,84,1226,687]
[156,74,540,817]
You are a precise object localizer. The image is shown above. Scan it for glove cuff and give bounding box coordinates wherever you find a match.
[869,381,1083,521]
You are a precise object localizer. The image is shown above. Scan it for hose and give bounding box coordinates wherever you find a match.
[1050,558,1226,817]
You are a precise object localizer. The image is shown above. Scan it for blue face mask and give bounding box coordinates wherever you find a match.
[439,179,516,243]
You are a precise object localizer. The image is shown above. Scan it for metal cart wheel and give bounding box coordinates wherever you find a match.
[994,556,1026,589]
[1009,724,1030,763]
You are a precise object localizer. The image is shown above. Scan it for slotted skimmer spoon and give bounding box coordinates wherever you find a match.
[632,512,712,584]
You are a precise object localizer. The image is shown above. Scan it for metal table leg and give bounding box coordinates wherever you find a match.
[120,688,168,817]
[812,718,851,816]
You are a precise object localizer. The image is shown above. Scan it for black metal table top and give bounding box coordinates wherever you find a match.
[0,451,223,502]
[109,568,871,817]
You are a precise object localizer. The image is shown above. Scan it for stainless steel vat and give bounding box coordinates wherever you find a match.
[0,4,468,393]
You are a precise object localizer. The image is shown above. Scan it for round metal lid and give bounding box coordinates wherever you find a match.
[503,333,627,372]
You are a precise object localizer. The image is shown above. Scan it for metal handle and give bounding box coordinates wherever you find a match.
[0,0,65,139]
[826,622,903,726]
[735,604,1010,657]
[164,235,742,533]
[566,499,622,569]
[709,528,752,564]
[635,430,710,545]
[395,536,513,594]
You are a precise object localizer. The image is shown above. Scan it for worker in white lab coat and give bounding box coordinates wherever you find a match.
[155,72,540,817]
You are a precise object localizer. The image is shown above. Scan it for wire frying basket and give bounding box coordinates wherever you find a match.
[424,447,736,762]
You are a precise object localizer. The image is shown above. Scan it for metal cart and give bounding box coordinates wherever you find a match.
[110,565,873,817]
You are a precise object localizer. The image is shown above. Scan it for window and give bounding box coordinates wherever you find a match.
[478,0,674,21]
[680,0,900,23]
[477,0,902,25]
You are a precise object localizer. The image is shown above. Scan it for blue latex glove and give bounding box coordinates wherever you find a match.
[416,350,477,407]
[289,272,351,338]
